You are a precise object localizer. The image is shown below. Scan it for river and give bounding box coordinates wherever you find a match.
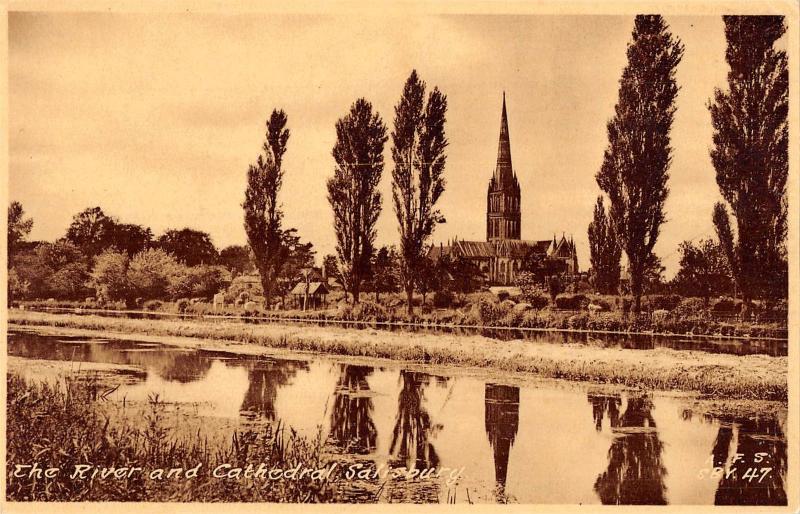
[7,328,788,505]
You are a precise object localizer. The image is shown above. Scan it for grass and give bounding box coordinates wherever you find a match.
[9,310,788,401]
[5,373,344,502]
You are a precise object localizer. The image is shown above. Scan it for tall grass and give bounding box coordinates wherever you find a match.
[6,374,340,502]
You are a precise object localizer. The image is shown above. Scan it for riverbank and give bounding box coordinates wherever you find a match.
[16,294,789,340]
[6,373,349,502]
[8,310,788,401]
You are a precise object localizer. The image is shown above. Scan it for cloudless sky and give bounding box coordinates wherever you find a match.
[10,13,753,276]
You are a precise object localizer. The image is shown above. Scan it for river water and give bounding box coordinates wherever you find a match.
[7,329,788,505]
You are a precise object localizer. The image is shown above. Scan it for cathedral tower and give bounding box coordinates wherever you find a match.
[487,93,522,242]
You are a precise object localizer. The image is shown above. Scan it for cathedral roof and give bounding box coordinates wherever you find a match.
[493,92,516,188]
[551,233,577,258]
[427,239,552,260]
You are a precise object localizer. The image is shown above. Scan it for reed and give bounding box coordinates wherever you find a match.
[6,373,342,502]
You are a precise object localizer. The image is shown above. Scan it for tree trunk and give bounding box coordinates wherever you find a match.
[259,267,273,313]
[405,284,414,315]
[631,279,642,314]
[741,297,751,321]
[352,277,360,305]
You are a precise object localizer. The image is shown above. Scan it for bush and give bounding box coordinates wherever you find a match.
[588,298,612,312]
[143,300,164,312]
[520,310,543,328]
[712,297,740,314]
[500,308,524,327]
[175,298,191,313]
[335,302,353,320]
[351,301,388,322]
[671,297,707,319]
[468,297,501,325]
[645,294,682,312]
[763,300,787,321]
[527,293,549,310]
[566,313,589,330]
[433,290,454,309]
[513,302,532,313]
[621,297,632,314]
[555,294,588,310]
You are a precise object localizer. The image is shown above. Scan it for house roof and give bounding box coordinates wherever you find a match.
[289,281,329,296]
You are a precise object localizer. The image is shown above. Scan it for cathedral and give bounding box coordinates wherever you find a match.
[428,94,578,285]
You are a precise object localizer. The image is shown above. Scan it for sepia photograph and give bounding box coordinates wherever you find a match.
[3,2,798,510]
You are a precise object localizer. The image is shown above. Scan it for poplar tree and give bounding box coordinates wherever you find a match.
[709,16,788,303]
[587,195,621,294]
[391,70,449,314]
[243,110,290,309]
[7,201,33,264]
[596,15,683,312]
[327,98,388,304]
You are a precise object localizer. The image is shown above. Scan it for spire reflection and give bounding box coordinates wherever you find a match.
[484,383,519,499]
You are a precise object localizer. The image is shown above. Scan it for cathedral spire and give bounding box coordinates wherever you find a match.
[494,92,514,185]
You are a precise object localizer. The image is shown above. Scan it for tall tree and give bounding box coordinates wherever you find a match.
[709,16,788,303]
[219,245,255,276]
[322,254,339,283]
[672,238,732,304]
[596,16,683,312]
[156,228,218,266]
[391,70,449,314]
[244,109,290,309]
[327,98,388,304]
[65,207,116,259]
[587,195,622,294]
[275,228,316,307]
[90,249,132,304]
[14,241,89,300]
[368,246,399,303]
[7,201,33,265]
[712,202,738,292]
[106,223,153,257]
[442,254,485,294]
[126,248,183,300]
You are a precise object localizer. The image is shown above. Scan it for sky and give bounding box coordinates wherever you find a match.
[9,13,755,276]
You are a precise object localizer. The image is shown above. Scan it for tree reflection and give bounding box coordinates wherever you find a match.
[156,352,214,383]
[239,359,309,421]
[329,365,378,454]
[712,416,787,506]
[484,384,519,497]
[587,392,621,431]
[388,371,443,470]
[594,395,667,505]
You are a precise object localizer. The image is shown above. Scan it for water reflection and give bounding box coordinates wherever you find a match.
[240,360,309,421]
[484,384,519,499]
[711,417,787,506]
[388,371,444,470]
[593,395,667,505]
[7,330,789,505]
[329,365,378,454]
[587,393,621,431]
